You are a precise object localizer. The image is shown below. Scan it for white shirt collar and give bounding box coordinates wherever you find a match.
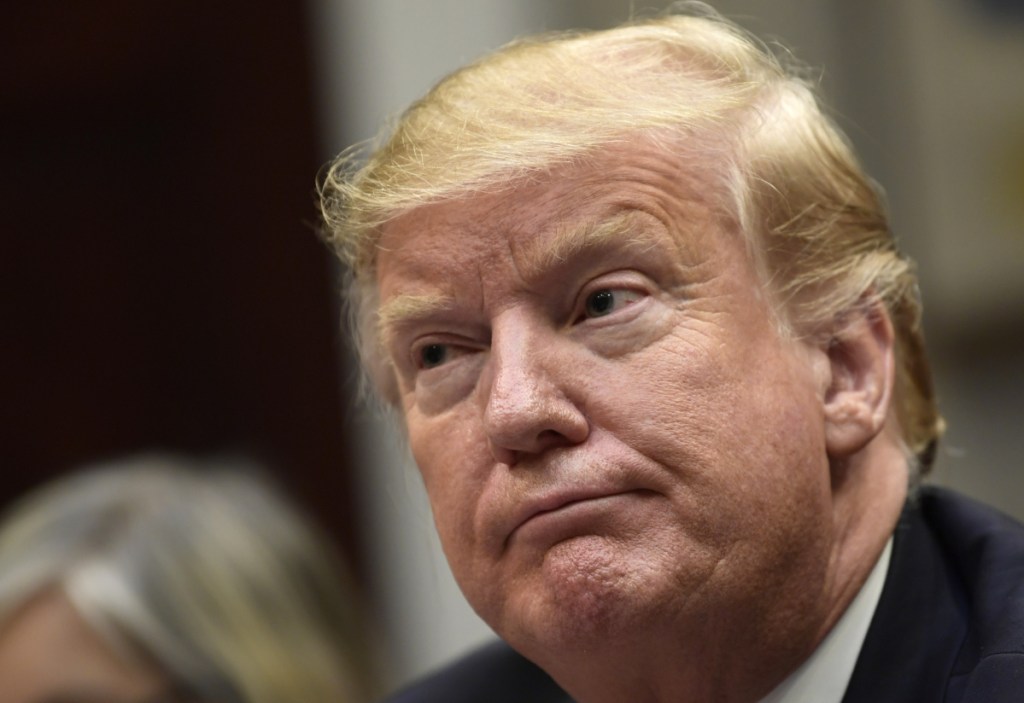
[757,538,892,703]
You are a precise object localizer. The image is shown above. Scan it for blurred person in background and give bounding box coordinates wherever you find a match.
[0,454,378,703]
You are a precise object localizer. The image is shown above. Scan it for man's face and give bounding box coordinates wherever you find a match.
[376,141,839,671]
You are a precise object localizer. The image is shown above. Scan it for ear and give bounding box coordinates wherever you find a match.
[821,299,896,459]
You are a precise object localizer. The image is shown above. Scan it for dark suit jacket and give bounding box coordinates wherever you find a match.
[384,486,1024,702]
[842,486,1024,702]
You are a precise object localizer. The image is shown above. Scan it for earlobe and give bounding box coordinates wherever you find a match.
[821,300,896,458]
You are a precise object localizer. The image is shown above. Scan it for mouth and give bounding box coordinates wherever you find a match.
[505,489,646,550]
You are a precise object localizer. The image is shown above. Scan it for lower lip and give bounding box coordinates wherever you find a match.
[510,492,644,548]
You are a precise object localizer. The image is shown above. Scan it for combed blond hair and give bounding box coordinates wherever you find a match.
[320,3,943,469]
[0,455,377,703]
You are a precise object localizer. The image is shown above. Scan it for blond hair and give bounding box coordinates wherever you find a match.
[0,455,377,702]
[320,3,943,469]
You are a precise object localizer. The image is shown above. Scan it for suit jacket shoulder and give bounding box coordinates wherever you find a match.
[843,486,1024,703]
[384,639,572,703]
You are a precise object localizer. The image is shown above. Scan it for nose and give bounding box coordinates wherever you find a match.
[482,313,589,466]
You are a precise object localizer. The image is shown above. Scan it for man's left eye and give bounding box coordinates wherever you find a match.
[583,288,644,318]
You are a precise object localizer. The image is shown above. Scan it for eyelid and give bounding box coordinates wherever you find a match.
[409,334,484,372]
[573,271,652,323]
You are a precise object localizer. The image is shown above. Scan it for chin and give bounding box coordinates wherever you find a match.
[499,535,673,655]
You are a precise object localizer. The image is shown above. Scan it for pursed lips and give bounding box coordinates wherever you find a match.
[503,487,642,550]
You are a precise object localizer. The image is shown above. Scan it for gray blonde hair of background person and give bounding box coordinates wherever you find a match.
[0,455,377,703]
[319,2,944,473]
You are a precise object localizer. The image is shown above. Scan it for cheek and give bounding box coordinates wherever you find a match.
[598,323,827,493]
[595,330,739,452]
[407,411,489,559]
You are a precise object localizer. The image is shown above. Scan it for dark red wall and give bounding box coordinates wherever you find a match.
[0,2,360,564]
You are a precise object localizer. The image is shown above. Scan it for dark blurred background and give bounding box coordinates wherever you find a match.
[0,2,360,563]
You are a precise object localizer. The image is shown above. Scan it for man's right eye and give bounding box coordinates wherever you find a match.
[417,343,449,369]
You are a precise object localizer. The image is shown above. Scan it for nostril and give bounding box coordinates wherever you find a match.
[535,428,565,449]
[488,441,520,468]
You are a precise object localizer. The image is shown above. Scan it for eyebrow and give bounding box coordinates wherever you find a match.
[377,292,455,349]
[375,209,663,344]
[523,209,655,276]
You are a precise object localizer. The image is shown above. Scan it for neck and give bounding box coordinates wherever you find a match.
[818,434,909,643]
